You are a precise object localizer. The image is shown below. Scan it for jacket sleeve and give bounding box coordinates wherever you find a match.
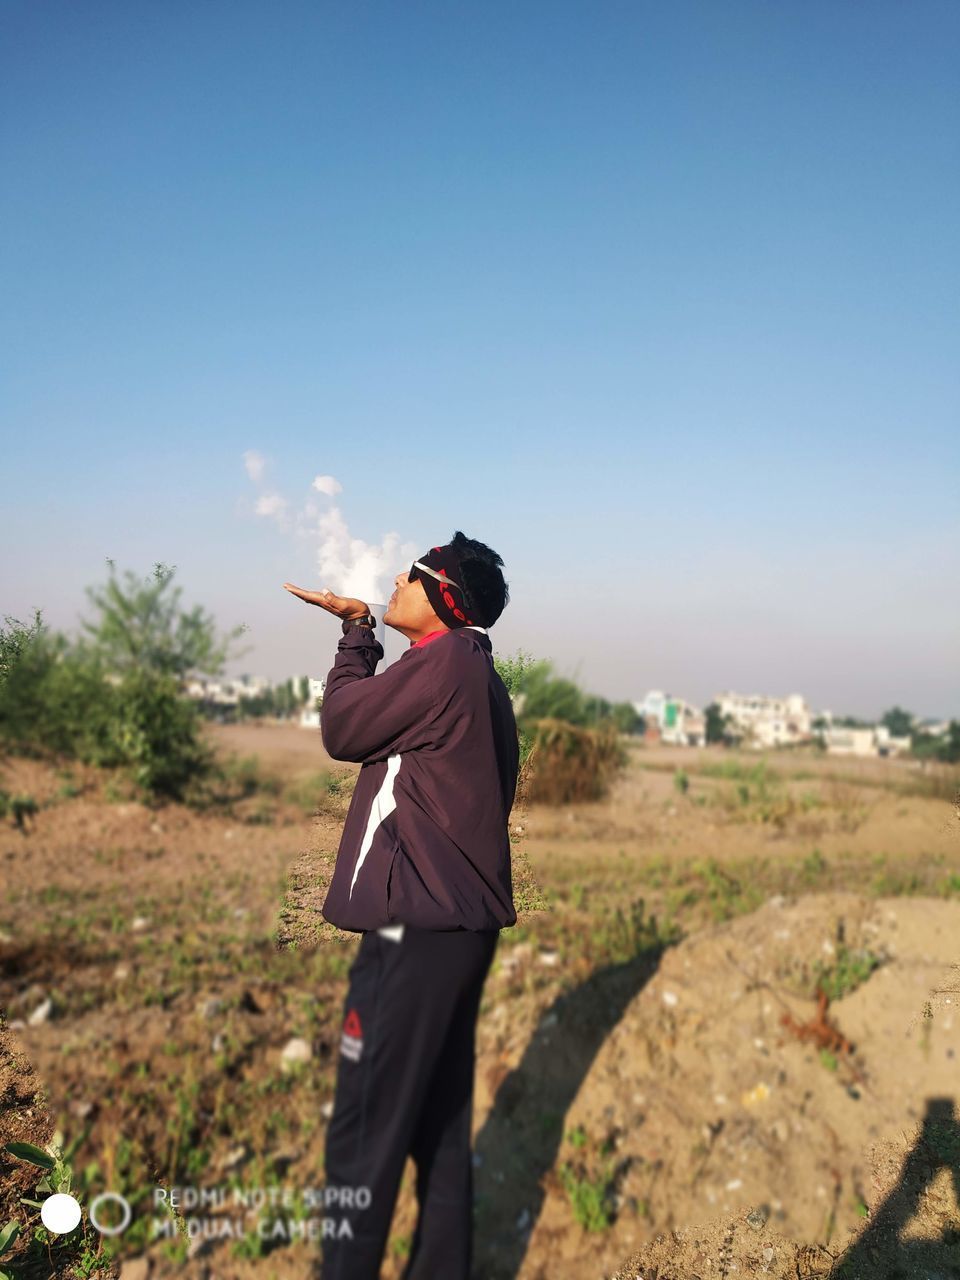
[320,627,439,764]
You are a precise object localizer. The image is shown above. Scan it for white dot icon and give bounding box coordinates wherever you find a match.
[40,1193,81,1235]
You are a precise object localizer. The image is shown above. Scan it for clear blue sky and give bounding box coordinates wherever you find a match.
[2,1,957,718]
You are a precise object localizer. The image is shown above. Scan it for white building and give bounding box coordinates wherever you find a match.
[299,678,326,728]
[635,690,705,747]
[914,718,952,738]
[824,724,912,758]
[715,690,813,749]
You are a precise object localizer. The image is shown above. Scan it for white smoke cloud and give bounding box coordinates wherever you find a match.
[309,505,417,606]
[243,449,266,483]
[254,491,289,526]
[244,455,416,604]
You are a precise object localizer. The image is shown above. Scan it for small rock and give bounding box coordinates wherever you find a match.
[114,964,130,981]
[28,997,53,1026]
[281,1037,313,1070]
[219,1144,248,1172]
[320,1101,334,1120]
[747,1206,770,1230]
[211,1033,226,1053]
[538,949,559,966]
[131,916,149,931]
[662,991,678,1007]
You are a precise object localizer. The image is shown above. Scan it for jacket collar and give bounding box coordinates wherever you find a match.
[411,625,491,652]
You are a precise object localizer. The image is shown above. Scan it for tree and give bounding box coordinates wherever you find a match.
[610,702,644,735]
[0,608,45,688]
[705,702,738,745]
[513,660,589,727]
[705,702,726,744]
[881,706,914,738]
[912,720,960,765]
[0,560,253,803]
[492,648,539,699]
[0,624,115,762]
[79,559,250,686]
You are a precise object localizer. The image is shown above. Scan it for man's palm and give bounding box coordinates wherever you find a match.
[282,583,369,620]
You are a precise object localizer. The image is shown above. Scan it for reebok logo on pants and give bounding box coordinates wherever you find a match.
[340,1007,363,1061]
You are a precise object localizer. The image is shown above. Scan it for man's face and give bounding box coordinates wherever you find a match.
[383,567,446,634]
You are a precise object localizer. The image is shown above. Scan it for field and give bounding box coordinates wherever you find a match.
[2,725,959,1279]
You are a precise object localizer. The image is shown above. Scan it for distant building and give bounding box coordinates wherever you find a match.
[299,677,325,729]
[714,690,813,749]
[824,724,911,758]
[914,718,952,738]
[635,689,705,747]
[183,672,292,722]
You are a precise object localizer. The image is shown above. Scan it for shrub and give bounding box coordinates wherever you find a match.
[0,561,248,806]
[524,717,627,805]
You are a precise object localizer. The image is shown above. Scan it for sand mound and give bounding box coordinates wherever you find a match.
[580,893,960,1278]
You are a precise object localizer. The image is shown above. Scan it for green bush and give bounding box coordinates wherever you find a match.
[0,607,44,688]
[0,561,248,806]
[104,668,217,801]
[0,629,117,763]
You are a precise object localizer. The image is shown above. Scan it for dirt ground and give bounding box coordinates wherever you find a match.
[2,724,959,1279]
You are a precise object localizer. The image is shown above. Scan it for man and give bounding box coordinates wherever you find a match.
[282,530,519,1279]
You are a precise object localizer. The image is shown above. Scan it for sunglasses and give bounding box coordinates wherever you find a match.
[407,560,464,594]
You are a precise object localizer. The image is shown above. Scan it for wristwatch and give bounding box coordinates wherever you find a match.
[341,613,378,635]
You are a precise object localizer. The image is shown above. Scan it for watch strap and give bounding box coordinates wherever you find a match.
[341,613,377,634]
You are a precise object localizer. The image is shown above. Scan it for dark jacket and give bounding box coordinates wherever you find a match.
[319,623,519,933]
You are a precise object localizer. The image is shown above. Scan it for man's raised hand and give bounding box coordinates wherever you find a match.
[282,583,370,621]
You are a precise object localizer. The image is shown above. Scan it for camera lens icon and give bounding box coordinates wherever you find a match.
[88,1191,133,1236]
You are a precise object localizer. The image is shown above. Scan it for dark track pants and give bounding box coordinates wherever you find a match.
[321,923,499,1280]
